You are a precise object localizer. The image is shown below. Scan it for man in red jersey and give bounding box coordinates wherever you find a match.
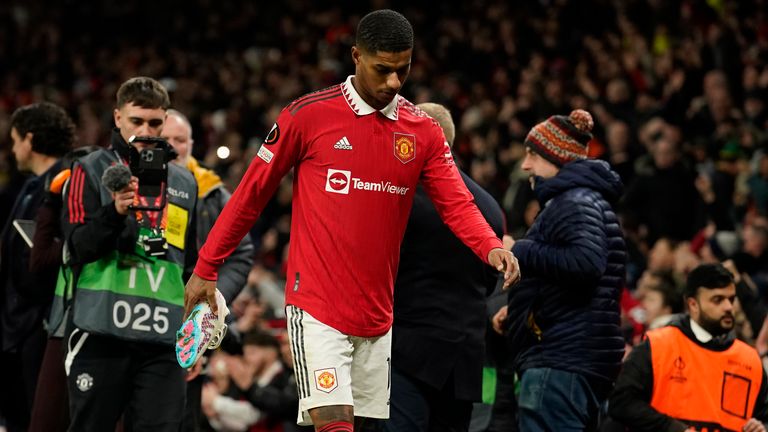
[185,9,519,432]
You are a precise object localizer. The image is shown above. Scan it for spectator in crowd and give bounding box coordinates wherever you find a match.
[163,109,254,304]
[639,271,682,330]
[0,102,74,432]
[62,77,197,431]
[493,109,626,430]
[609,263,768,432]
[747,151,768,216]
[202,330,310,432]
[29,145,100,432]
[732,221,768,294]
[621,137,706,245]
[381,102,504,432]
[202,351,260,432]
[163,108,254,432]
[184,9,519,432]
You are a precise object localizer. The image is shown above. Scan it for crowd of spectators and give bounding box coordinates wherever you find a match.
[3,0,768,430]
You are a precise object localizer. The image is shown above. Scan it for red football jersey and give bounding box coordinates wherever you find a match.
[195,76,503,336]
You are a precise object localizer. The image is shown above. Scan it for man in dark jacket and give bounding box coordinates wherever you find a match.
[382,103,505,432]
[493,109,626,431]
[0,102,74,432]
[163,109,253,304]
[609,263,768,432]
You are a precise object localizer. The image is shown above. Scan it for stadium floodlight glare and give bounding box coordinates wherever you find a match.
[216,146,231,160]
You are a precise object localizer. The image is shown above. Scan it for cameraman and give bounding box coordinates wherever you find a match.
[62,77,197,431]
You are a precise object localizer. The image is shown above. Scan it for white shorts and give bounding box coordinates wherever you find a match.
[286,305,391,426]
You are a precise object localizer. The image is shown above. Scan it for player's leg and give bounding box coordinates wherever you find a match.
[309,405,355,431]
[286,305,355,431]
[349,329,392,427]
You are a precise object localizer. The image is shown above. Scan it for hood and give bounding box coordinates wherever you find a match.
[187,157,223,198]
[534,159,623,204]
[110,128,131,162]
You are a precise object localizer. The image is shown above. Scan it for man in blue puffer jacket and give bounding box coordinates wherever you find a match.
[492,109,627,431]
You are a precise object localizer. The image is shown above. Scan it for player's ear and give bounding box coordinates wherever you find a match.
[352,46,362,66]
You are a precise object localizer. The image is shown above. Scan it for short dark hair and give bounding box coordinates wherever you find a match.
[356,9,413,54]
[116,77,170,109]
[10,102,75,157]
[242,330,280,350]
[684,263,734,298]
[649,271,684,313]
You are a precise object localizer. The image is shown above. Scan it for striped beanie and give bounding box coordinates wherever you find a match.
[524,109,594,167]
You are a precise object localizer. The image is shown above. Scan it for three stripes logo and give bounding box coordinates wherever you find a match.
[333,136,353,151]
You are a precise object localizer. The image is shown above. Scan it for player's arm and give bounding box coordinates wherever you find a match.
[207,187,255,304]
[419,126,518,285]
[186,109,303,314]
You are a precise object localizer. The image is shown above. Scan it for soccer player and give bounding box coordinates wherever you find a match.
[185,9,519,432]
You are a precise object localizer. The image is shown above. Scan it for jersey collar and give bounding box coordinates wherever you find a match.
[341,75,399,121]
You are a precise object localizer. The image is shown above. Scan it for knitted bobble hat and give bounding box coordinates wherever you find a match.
[524,109,594,167]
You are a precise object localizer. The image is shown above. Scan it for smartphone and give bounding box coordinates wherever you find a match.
[128,136,169,210]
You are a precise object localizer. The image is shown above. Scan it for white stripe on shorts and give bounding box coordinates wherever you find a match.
[289,305,311,398]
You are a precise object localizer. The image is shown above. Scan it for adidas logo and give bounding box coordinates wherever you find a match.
[333,136,353,150]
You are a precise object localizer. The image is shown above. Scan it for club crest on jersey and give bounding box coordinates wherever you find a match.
[314,368,338,393]
[264,122,280,144]
[393,133,415,164]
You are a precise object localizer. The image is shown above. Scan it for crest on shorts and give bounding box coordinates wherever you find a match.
[393,133,415,164]
[76,373,94,392]
[314,367,338,393]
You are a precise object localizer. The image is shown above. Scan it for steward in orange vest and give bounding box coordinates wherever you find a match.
[609,263,768,432]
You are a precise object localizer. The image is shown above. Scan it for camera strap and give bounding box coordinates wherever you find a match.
[134,194,167,230]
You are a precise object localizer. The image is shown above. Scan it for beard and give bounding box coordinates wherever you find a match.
[697,312,734,337]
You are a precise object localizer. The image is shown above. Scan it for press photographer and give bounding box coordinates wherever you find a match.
[60,77,198,431]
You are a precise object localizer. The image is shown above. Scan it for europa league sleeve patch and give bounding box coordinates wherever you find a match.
[264,122,280,144]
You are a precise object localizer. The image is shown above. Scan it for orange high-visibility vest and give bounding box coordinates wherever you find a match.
[648,325,762,432]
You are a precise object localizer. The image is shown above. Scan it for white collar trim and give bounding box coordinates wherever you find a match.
[690,318,713,343]
[341,75,399,120]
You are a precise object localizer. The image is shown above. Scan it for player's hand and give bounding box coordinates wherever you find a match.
[112,177,138,215]
[185,273,218,316]
[488,248,521,289]
[492,305,508,335]
[743,418,766,432]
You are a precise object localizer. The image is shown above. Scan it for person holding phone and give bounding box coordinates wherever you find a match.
[61,77,198,431]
